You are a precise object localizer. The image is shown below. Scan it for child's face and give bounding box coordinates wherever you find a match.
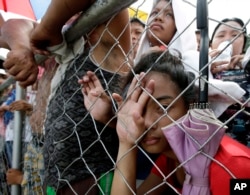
[147,0,176,47]
[131,21,145,56]
[211,21,245,56]
[140,71,187,154]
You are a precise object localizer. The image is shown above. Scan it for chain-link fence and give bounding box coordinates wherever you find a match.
[0,0,250,194]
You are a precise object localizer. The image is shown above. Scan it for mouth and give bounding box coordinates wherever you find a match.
[142,136,160,145]
[150,23,163,30]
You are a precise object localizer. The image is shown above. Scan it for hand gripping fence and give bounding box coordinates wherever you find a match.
[3,1,137,194]
[0,0,138,92]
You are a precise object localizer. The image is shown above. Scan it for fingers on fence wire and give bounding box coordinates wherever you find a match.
[79,71,114,124]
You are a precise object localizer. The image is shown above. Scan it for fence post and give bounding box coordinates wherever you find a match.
[11,84,25,195]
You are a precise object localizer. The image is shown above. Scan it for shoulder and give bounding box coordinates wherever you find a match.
[211,135,250,176]
[210,135,250,195]
[214,135,250,162]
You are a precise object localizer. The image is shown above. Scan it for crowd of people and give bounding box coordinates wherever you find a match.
[0,0,249,194]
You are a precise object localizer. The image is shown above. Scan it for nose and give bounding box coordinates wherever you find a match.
[144,111,157,131]
[131,32,137,40]
[154,11,164,22]
[223,35,232,42]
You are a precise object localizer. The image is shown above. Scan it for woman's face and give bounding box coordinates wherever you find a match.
[211,21,245,55]
[140,72,187,154]
[147,0,176,47]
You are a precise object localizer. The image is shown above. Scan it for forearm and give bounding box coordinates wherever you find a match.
[0,37,10,49]
[39,0,96,33]
[0,19,36,50]
[111,144,137,195]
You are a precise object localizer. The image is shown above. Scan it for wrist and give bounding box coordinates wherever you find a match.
[116,144,137,162]
[119,142,137,152]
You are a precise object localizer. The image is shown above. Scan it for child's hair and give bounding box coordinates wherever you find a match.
[130,17,145,28]
[124,50,196,107]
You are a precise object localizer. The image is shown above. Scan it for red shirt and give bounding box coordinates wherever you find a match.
[151,136,250,195]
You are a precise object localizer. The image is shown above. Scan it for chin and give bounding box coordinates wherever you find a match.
[142,145,164,154]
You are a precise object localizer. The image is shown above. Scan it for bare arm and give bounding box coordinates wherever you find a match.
[30,0,96,54]
[39,0,95,35]
[112,142,138,195]
[0,37,9,49]
[91,9,132,72]
[0,19,36,50]
[0,19,39,87]
[137,173,168,195]
[103,8,131,55]
[111,74,154,195]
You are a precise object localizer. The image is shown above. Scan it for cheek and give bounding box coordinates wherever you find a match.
[141,137,169,154]
[134,34,140,40]
[232,39,244,54]
[167,21,176,33]
[211,41,220,50]
[165,20,176,34]
[160,24,176,42]
[158,115,173,128]
[159,131,171,151]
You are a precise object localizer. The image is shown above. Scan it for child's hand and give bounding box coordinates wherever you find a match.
[79,71,113,125]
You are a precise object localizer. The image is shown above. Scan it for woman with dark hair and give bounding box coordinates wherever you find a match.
[209,17,250,147]
[210,17,247,74]
[81,50,250,195]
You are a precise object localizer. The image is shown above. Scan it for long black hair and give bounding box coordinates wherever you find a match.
[123,50,196,107]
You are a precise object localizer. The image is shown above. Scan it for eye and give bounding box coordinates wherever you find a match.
[156,104,168,114]
[164,12,174,18]
[216,34,224,38]
[135,31,142,36]
[150,11,158,17]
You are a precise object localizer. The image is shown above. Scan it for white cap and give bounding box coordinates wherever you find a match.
[0,48,9,61]
[0,69,6,75]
